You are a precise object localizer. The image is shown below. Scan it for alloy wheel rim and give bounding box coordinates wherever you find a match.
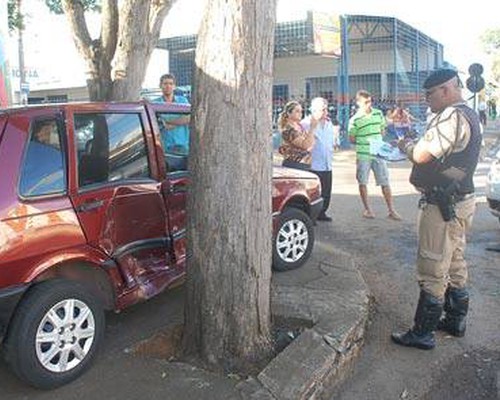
[276,218,309,263]
[35,298,96,373]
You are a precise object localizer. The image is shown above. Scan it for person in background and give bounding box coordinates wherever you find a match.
[153,73,189,105]
[332,118,341,151]
[348,90,401,220]
[301,97,335,221]
[392,68,481,350]
[386,101,418,140]
[33,120,56,146]
[278,100,316,170]
[153,73,190,154]
[478,99,487,127]
[487,98,497,120]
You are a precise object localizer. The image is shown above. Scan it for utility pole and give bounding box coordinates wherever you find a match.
[0,1,13,106]
[16,0,27,105]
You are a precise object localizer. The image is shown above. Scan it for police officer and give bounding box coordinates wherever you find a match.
[391,69,481,350]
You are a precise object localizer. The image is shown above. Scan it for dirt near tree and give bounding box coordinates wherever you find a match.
[129,315,312,377]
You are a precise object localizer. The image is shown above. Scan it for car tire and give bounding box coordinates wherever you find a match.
[273,207,314,271]
[3,279,105,389]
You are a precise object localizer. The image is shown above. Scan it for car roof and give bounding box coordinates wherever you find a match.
[0,100,192,116]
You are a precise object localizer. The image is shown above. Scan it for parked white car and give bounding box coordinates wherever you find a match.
[486,149,500,224]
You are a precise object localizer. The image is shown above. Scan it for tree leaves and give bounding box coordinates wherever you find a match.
[7,0,24,32]
[480,29,500,83]
[481,28,500,54]
[45,0,101,15]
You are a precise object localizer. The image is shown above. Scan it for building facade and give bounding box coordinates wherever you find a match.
[25,12,444,131]
[158,13,444,125]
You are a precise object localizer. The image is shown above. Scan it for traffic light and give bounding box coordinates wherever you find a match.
[466,63,485,93]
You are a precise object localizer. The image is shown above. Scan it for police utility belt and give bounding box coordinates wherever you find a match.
[419,191,474,222]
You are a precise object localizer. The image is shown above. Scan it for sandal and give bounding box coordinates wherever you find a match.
[362,210,375,219]
[388,211,402,221]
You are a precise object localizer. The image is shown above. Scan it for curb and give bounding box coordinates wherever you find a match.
[237,249,371,399]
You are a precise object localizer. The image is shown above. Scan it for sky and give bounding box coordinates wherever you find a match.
[6,0,499,91]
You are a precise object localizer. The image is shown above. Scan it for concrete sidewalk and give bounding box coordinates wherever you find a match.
[2,226,370,400]
[244,243,370,399]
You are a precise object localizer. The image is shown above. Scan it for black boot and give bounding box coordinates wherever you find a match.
[437,287,469,337]
[391,290,443,350]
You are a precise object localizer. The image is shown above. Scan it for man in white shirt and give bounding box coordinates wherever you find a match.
[301,97,336,221]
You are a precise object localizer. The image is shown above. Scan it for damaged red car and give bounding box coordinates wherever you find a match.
[0,101,322,388]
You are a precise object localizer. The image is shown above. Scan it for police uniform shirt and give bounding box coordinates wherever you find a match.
[420,103,471,159]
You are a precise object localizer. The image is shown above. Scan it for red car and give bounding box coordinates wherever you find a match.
[0,101,322,388]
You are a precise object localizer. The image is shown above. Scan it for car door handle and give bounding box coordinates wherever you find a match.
[76,200,104,213]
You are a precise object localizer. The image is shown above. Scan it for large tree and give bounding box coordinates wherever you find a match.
[183,0,277,371]
[46,0,177,101]
[481,28,500,83]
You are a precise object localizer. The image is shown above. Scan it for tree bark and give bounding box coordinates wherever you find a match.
[60,0,175,101]
[183,0,277,372]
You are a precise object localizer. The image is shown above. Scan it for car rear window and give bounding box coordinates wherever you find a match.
[19,119,66,197]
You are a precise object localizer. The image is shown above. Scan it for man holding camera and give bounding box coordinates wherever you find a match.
[392,69,481,350]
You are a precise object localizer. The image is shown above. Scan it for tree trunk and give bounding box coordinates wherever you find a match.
[111,0,154,100]
[183,0,277,371]
[61,0,114,101]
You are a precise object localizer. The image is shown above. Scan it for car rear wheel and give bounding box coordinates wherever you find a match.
[3,279,105,389]
[273,207,314,271]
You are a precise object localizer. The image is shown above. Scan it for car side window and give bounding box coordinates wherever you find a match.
[19,118,66,197]
[74,113,151,188]
[156,112,190,172]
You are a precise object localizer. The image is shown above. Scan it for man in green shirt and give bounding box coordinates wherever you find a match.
[349,90,401,220]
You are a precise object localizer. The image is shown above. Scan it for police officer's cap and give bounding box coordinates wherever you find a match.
[423,68,459,89]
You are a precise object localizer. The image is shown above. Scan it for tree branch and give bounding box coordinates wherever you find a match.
[112,0,174,80]
[61,0,95,71]
[149,0,177,39]
[100,0,118,63]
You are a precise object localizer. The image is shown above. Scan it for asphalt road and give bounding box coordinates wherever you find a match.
[0,285,186,398]
[329,132,500,400]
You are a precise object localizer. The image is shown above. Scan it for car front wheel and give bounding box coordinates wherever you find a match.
[273,207,315,271]
[3,279,105,389]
